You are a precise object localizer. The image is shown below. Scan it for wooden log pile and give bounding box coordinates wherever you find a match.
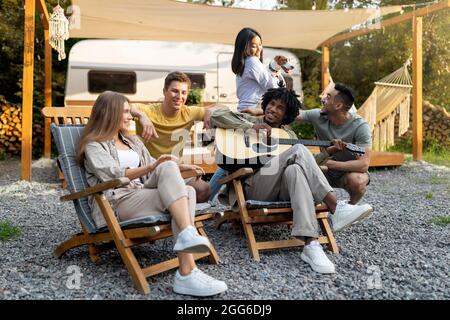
[421,101,450,144]
[395,100,450,147]
[0,96,44,157]
[0,96,22,155]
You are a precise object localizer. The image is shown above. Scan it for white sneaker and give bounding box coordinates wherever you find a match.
[173,225,211,253]
[301,240,335,274]
[173,268,228,297]
[331,201,373,232]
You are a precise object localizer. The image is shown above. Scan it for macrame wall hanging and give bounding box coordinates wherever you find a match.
[49,1,69,61]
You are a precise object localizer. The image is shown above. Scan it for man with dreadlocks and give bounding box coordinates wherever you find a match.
[209,87,372,274]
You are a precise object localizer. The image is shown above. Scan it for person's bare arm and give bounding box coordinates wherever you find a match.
[295,109,305,123]
[130,105,159,141]
[326,147,371,173]
[124,155,177,180]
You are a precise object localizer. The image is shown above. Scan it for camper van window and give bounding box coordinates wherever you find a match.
[88,70,137,94]
[185,73,206,89]
[284,75,293,91]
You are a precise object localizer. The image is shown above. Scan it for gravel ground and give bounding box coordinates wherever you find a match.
[0,158,449,300]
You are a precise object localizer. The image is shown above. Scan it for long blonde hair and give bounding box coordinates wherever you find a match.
[77,91,130,164]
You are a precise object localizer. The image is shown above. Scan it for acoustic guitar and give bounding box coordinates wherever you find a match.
[214,127,365,172]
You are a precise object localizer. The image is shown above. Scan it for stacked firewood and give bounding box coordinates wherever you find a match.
[394,100,450,147]
[422,101,450,144]
[0,96,22,155]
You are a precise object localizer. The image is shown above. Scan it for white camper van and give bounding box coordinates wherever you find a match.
[65,39,303,107]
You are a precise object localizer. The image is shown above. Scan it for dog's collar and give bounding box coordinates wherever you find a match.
[269,60,280,72]
[269,64,277,72]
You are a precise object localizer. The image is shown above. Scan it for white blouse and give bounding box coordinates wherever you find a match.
[117,149,140,169]
[236,56,285,111]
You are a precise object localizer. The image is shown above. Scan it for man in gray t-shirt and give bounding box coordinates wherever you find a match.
[297,83,372,205]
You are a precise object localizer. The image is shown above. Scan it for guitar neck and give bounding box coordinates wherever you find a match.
[278,138,330,148]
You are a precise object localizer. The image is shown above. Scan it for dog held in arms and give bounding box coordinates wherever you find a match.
[269,55,294,87]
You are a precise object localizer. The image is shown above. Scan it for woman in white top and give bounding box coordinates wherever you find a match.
[77,91,227,297]
[231,27,285,113]
[209,28,286,200]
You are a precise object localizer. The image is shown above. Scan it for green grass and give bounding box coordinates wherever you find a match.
[387,138,450,168]
[430,216,450,226]
[0,220,21,241]
[430,176,449,185]
[425,192,433,199]
[422,151,450,168]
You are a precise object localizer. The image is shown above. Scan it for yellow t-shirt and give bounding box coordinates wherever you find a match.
[134,103,205,158]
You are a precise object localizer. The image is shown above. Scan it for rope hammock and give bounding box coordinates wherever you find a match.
[322,60,412,151]
[357,60,412,151]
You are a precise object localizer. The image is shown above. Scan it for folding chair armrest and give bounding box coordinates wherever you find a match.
[181,169,203,179]
[60,177,130,201]
[218,168,254,185]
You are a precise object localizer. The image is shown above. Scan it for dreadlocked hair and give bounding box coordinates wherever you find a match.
[261,88,302,125]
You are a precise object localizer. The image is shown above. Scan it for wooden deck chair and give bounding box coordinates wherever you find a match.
[215,168,339,261]
[50,123,219,294]
[42,106,93,188]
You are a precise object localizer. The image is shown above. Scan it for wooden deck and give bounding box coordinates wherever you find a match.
[368,151,404,167]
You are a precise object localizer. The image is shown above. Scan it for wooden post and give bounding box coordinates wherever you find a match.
[412,16,423,161]
[321,45,330,91]
[21,0,36,181]
[44,28,52,158]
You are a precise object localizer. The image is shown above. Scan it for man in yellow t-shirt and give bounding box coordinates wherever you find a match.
[131,71,216,203]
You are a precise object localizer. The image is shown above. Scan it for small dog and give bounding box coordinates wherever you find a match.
[269,55,295,74]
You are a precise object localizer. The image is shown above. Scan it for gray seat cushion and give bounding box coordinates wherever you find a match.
[51,124,98,233]
[97,203,219,232]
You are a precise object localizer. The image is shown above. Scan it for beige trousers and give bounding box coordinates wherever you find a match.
[114,161,196,240]
[244,144,333,238]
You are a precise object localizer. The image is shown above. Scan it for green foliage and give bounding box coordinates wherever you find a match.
[284,1,449,112]
[0,220,21,241]
[188,0,235,6]
[186,88,203,106]
[291,122,316,139]
[0,1,82,158]
[425,192,433,200]
[430,216,450,226]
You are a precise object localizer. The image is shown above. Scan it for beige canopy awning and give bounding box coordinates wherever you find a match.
[70,0,401,50]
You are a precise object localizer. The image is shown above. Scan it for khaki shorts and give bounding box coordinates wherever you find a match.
[324,169,370,189]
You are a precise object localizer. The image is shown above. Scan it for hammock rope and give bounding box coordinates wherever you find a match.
[358,60,412,151]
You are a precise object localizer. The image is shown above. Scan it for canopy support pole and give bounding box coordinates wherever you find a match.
[321,45,330,91]
[21,0,36,181]
[412,16,423,160]
[44,28,52,158]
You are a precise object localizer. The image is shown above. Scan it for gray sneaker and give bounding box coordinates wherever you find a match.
[331,201,373,232]
[173,225,211,253]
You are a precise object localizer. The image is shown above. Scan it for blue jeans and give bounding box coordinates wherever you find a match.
[208,167,228,201]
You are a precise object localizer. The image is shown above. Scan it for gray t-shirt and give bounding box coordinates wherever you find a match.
[302,108,372,161]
